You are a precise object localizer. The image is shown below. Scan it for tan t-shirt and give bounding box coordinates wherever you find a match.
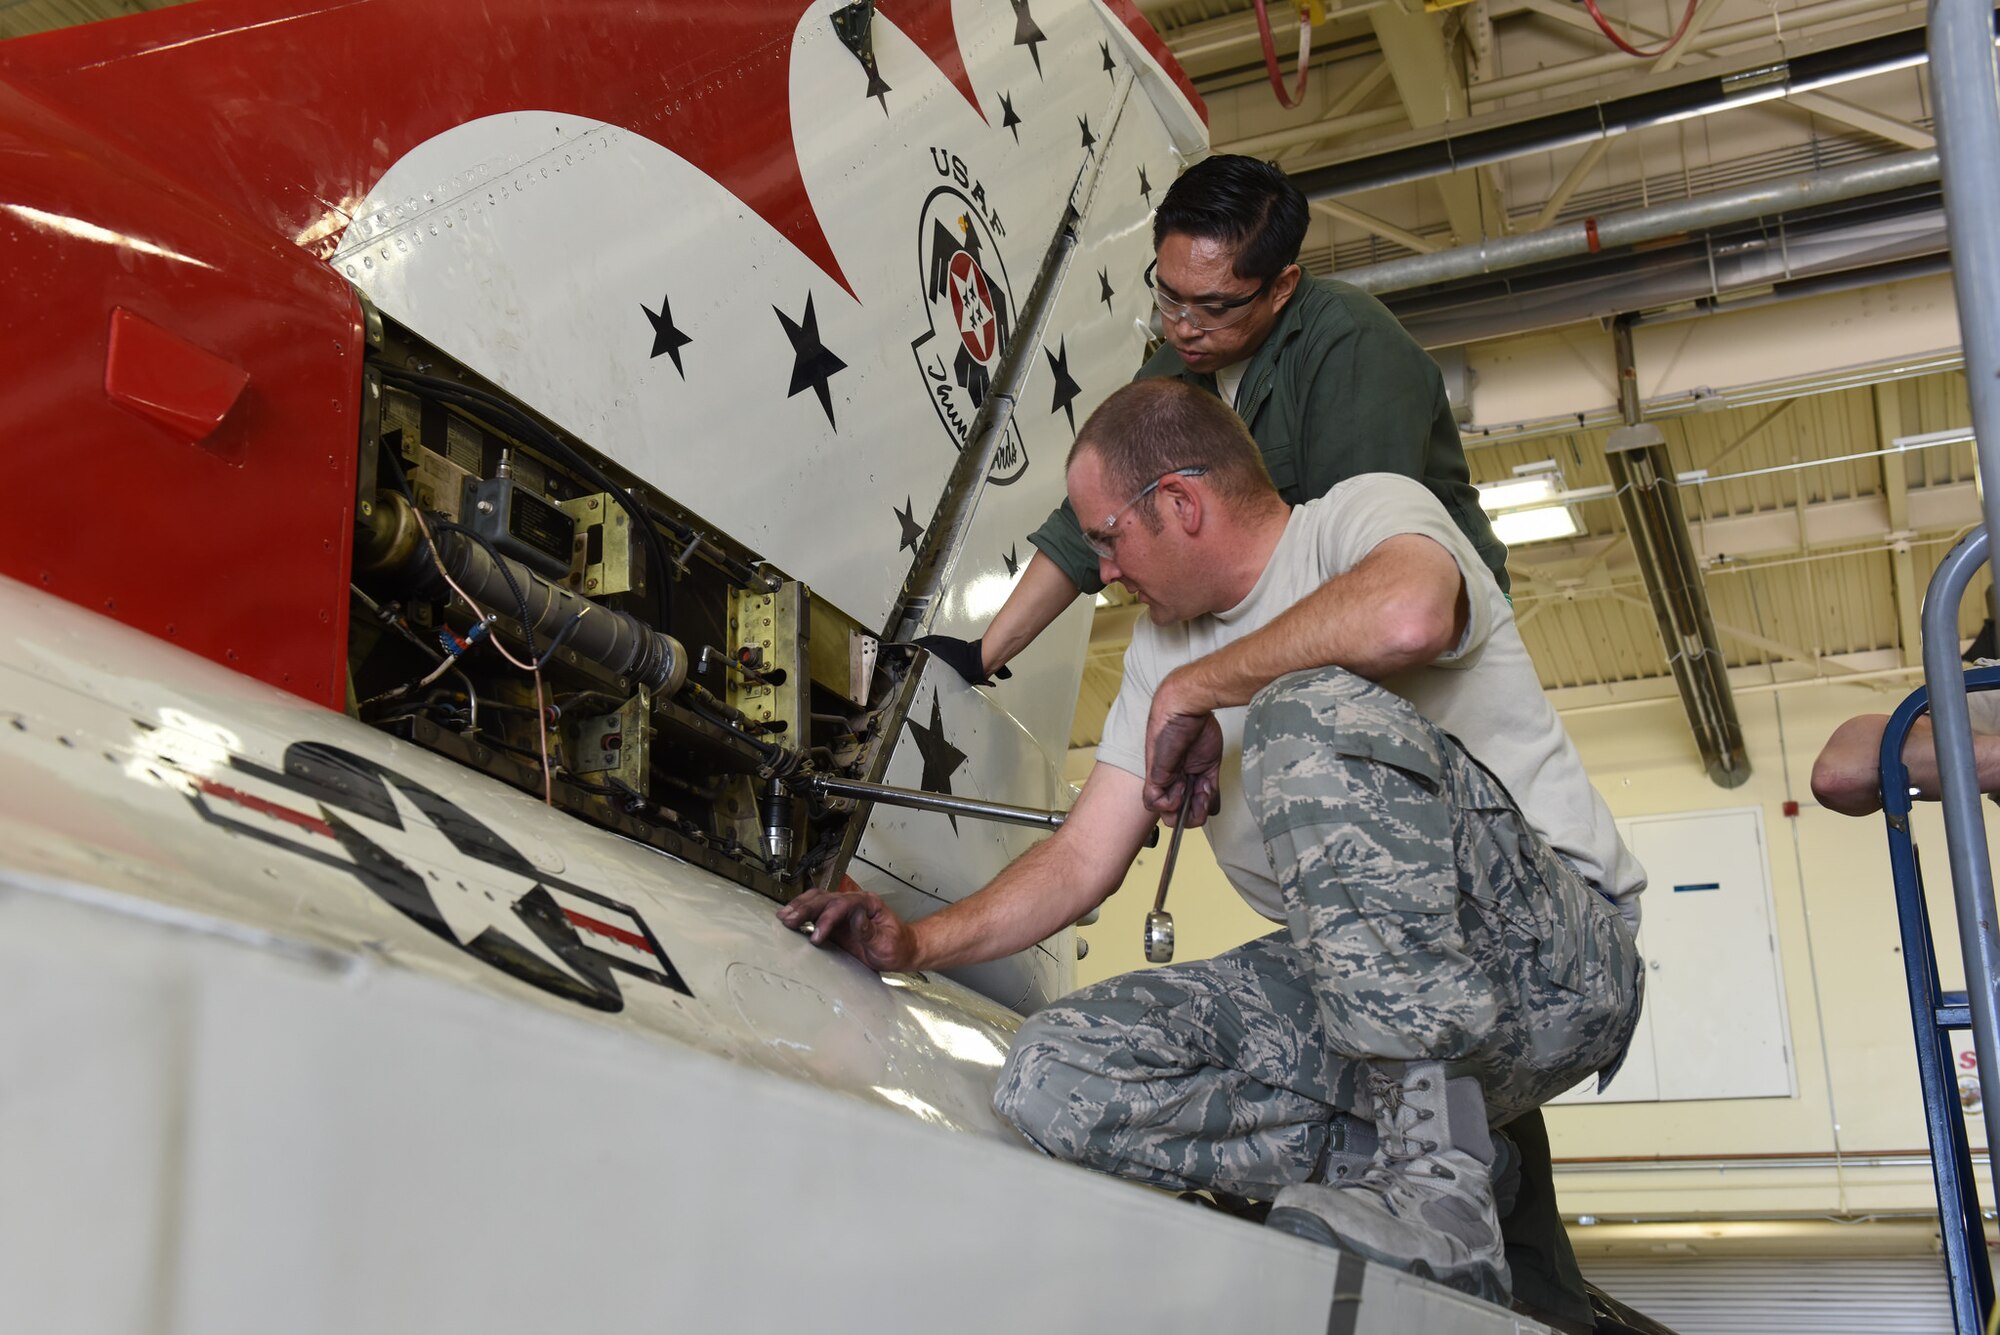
[1097,474,1646,930]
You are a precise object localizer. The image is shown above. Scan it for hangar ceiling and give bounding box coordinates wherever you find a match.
[2,0,1976,758]
[1075,0,1976,752]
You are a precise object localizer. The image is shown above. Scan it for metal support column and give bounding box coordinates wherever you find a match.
[1928,0,2000,1246]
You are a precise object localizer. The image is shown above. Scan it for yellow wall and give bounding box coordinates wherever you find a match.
[1069,677,2000,1219]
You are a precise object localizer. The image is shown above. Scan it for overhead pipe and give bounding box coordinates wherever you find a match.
[1289,24,1940,202]
[1334,148,1939,294]
[1393,191,1945,346]
[1221,0,1917,156]
[1603,317,1751,788]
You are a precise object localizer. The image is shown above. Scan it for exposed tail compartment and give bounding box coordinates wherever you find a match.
[0,0,1210,1011]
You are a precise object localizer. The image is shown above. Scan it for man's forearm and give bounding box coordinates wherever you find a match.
[906,833,1101,970]
[982,551,1081,674]
[1170,536,1465,712]
[1811,714,2000,816]
[1905,718,2000,799]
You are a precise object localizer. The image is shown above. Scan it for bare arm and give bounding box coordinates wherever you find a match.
[777,764,1157,971]
[1165,534,1468,712]
[981,550,1080,675]
[1141,535,1467,809]
[1811,713,2000,817]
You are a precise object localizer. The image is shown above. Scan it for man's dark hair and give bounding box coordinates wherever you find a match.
[1152,155,1310,282]
[1068,380,1276,532]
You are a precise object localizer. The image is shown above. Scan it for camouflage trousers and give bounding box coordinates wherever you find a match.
[994,666,1642,1197]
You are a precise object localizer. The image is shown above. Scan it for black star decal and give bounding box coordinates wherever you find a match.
[999,90,1022,144]
[1101,40,1117,79]
[643,293,692,377]
[895,496,924,552]
[831,0,892,114]
[1078,114,1096,153]
[775,293,847,429]
[1139,164,1153,207]
[1098,267,1115,314]
[1046,338,1082,434]
[904,692,969,833]
[1010,0,1046,77]
[862,64,891,113]
[1002,543,1020,577]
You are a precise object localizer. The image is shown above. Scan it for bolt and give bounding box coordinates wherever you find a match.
[589,498,600,510]
[586,578,598,590]
[476,500,494,514]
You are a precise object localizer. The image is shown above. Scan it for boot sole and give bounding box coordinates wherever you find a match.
[1266,1207,1512,1309]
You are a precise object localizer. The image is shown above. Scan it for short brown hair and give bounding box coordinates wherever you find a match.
[1067,380,1275,531]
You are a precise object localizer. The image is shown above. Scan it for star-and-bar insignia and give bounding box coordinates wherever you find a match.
[896,496,925,551]
[1046,337,1082,434]
[775,293,848,429]
[1010,0,1046,76]
[643,293,693,377]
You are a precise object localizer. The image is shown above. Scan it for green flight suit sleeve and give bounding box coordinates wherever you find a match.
[1026,497,1104,594]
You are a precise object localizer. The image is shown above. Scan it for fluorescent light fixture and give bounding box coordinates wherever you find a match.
[1477,461,1583,545]
[1492,505,1585,545]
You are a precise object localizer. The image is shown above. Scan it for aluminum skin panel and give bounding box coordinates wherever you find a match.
[0,573,1022,1140]
[0,881,1547,1335]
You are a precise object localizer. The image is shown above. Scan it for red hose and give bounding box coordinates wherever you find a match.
[1252,0,1311,110]
[1581,0,1703,59]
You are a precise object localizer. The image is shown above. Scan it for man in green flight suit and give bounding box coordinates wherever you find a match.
[919,157,1592,1334]
[917,153,1506,689]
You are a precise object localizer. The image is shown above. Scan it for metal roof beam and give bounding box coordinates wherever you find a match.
[1873,385,1927,666]
[1784,89,1937,149]
[1367,0,1507,243]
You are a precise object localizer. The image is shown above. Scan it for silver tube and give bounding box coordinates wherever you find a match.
[1934,0,2000,546]
[1926,0,2000,1208]
[1918,529,2000,1203]
[807,775,1066,831]
[1340,151,1939,295]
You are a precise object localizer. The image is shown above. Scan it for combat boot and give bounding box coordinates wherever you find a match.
[1265,1061,1510,1305]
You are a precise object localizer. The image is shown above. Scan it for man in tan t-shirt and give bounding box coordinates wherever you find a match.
[781,379,1643,1307]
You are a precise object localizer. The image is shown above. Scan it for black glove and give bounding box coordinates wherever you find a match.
[917,634,1012,687]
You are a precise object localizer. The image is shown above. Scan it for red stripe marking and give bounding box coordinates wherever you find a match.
[1584,217,1601,253]
[194,776,335,838]
[564,907,653,954]
[1100,0,1208,126]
